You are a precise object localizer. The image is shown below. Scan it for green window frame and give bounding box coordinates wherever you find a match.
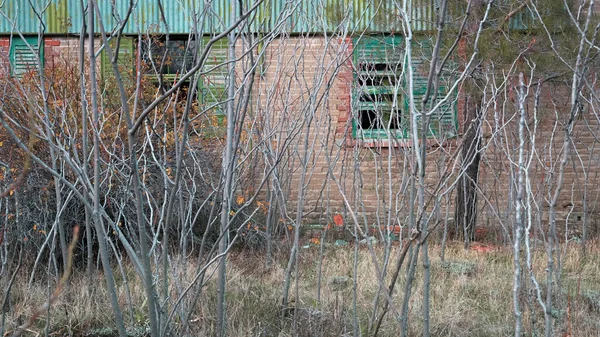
[410,40,458,140]
[140,36,196,82]
[198,37,228,137]
[10,36,43,77]
[351,36,457,141]
[353,36,405,140]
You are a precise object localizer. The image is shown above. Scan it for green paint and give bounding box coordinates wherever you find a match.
[9,35,43,77]
[100,37,134,80]
[48,0,70,33]
[351,35,457,141]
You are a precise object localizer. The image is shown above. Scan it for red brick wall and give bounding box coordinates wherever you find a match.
[256,36,600,237]
[0,37,10,77]
[1,34,598,237]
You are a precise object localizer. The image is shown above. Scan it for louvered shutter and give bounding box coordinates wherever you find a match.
[407,39,457,140]
[199,37,228,116]
[10,36,42,77]
[100,37,134,80]
[198,37,228,137]
[352,36,405,139]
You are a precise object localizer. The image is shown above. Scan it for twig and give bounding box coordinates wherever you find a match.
[371,231,420,337]
[497,2,528,32]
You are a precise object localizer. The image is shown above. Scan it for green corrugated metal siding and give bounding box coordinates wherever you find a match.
[0,0,446,35]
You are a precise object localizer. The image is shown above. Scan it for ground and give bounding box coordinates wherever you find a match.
[1,241,599,336]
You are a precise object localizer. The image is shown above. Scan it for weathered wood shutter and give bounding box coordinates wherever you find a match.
[100,37,134,80]
[408,39,457,140]
[10,36,42,77]
[352,35,405,139]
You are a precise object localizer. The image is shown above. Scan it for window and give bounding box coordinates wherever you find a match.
[140,37,197,81]
[352,36,456,141]
[139,36,228,114]
[139,36,229,137]
[353,36,405,139]
[100,37,134,80]
[10,36,43,77]
[198,37,228,116]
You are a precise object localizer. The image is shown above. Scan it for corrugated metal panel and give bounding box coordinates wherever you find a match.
[159,0,206,34]
[47,0,69,33]
[410,0,436,32]
[0,0,36,34]
[0,0,450,35]
[210,0,231,34]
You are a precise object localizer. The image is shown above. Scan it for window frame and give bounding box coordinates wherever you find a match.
[136,35,229,138]
[197,37,228,117]
[137,36,228,114]
[351,35,458,142]
[352,35,407,140]
[139,35,198,82]
[100,36,134,81]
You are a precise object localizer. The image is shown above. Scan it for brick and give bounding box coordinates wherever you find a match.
[337,115,349,123]
[44,39,61,46]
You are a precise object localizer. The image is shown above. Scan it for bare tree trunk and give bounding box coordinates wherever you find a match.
[216,3,238,334]
[88,2,127,336]
[513,72,527,337]
[36,33,68,270]
[78,0,94,279]
[456,90,482,246]
[400,179,418,337]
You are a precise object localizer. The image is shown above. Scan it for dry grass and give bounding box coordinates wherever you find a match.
[1,241,599,336]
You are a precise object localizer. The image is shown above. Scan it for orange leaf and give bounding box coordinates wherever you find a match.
[236,195,245,205]
[333,214,343,227]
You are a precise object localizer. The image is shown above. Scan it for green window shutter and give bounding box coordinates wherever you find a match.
[199,37,228,116]
[198,37,229,138]
[507,5,535,31]
[407,39,457,140]
[10,36,43,77]
[352,35,405,140]
[101,37,134,80]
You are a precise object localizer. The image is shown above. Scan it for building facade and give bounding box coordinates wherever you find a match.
[2,0,599,241]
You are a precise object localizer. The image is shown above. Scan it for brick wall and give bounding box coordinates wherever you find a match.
[0,37,10,77]
[0,36,103,77]
[256,36,600,238]
[2,34,599,238]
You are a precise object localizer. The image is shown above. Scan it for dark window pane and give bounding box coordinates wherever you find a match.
[141,38,198,76]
